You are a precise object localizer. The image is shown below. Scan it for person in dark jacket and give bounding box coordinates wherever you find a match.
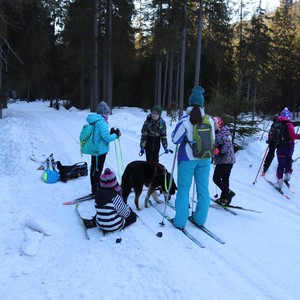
[262,115,278,176]
[83,168,137,232]
[212,117,236,205]
[274,108,300,189]
[139,106,168,162]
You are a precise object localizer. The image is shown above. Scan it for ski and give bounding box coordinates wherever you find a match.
[210,199,238,215]
[284,180,295,194]
[31,154,54,170]
[63,194,94,205]
[188,216,225,244]
[76,204,91,240]
[166,202,225,244]
[211,199,261,213]
[263,177,290,199]
[149,200,205,248]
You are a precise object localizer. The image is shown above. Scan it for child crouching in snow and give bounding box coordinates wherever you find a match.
[83,168,137,232]
[212,117,236,205]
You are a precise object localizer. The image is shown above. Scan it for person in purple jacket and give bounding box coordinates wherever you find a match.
[274,108,300,189]
[212,116,236,205]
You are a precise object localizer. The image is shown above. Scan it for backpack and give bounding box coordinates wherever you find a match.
[79,121,101,156]
[42,156,60,183]
[188,115,214,158]
[56,161,88,182]
[270,121,290,147]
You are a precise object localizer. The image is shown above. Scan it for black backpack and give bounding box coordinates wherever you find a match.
[270,121,290,147]
[56,161,88,182]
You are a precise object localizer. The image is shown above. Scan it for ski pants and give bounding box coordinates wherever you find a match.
[173,159,211,228]
[263,144,276,173]
[213,164,233,198]
[90,154,106,194]
[276,143,294,179]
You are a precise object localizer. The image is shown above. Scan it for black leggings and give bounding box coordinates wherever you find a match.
[213,164,233,197]
[90,154,106,194]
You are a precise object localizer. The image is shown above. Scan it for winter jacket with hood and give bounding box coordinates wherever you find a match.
[86,114,117,156]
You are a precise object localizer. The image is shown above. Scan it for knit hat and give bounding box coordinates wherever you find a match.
[100,168,121,192]
[151,105,162,116]
[280,107,291,120]
[96,101,111,115]
[212,116,223,127]
[188,86,205,106]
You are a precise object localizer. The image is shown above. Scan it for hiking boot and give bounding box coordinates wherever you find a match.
[83,217,96,229]
[217,190,235,206]
[274,179,283,190]
[284,173,291,182]
[217,198,231,206]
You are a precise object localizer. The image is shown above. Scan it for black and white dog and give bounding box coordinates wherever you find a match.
[121,161,177,210]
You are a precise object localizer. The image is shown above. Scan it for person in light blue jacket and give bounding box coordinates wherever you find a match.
[171,86,215,229]
[87,101,121,194]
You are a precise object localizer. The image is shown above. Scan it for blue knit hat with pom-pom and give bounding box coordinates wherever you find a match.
[280,107,291,120]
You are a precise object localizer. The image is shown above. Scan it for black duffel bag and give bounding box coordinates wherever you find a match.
[56,161,88,182]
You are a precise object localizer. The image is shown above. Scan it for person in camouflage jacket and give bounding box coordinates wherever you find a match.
[139,106,168,162]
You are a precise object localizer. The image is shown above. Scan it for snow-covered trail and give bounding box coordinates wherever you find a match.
[1,101,300,300]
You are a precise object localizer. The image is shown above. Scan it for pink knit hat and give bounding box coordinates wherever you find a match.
[213,116,223,127]
[100,168,121,192]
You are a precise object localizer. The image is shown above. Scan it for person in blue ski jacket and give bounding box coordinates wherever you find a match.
[171,86,215,229]
[86,101,121,194]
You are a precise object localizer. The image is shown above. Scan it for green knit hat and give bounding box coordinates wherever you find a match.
[151,106,162,115]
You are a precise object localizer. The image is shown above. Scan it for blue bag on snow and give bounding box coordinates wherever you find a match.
[43,169,60,184]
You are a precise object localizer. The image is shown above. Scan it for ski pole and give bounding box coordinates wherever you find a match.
[137,214,163,237]
[160,144,178,227]
[159,149,174,157]
[114,140,121,181]
[252,146,269,185]
[117,139,125,173]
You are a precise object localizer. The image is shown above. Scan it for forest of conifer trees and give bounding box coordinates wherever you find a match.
[0,0,299,121]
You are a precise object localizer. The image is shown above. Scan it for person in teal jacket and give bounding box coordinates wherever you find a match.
[86,101,121,194]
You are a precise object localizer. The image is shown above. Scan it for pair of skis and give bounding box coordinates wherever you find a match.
[149,200,225,249]
[63,194,94,205]
[263,176,293,200]
[30,153,55,170]
[210,198,262,214]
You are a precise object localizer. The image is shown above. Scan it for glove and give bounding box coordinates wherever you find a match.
[115,128,121,137]
[214,148,219,156]
[164,147,169,154]
[139,147,145,156]
[110,127,121,138]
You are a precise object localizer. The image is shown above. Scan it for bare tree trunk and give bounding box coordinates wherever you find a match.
[79,40,85,109]
[167,47,174,111]
[179,1,187,118]
[194,0,203,87]
[106,0,112,108]
[175,54,180,103]
[162,52,168,109]
[156,53,162,106]
[91,0,99,112]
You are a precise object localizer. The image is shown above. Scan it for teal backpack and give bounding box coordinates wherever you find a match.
[79,121,101,156]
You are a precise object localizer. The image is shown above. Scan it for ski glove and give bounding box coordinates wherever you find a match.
[163,147,169,154]
[110,127,121,138]
[139,147,145,156]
